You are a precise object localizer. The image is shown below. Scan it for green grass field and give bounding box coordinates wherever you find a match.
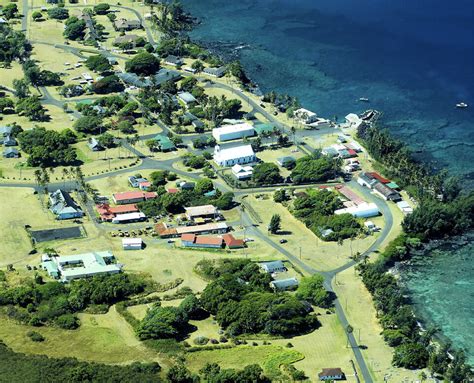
[186,345,304,379]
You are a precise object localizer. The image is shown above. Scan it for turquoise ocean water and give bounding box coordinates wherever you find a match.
[182,0,474,362]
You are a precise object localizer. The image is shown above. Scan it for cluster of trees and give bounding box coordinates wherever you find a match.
[155,36,221,67]
[0,24,32,65]
[192,136,216,149]
[252,162,282,185]
[402,194,474,240]
[85,54,112,73]
[136,297,195,340]
[0,340,162,382]
[290,152,341,184]
[63,16,86,40]
[93,3,110,15]
[201,96,242,128]
[198,363,270,383]
[149,1,194,35]
[357,236,472,381]
[262,91,301,115]
[92,75,124,94]
[73,115,104,135]
[23,59,62,87]
[292,189,360,241]
[17,127,77,167]
[2,4,19,20]
[182,153,207,169]
[16,96,48,121]
[295,274,332,308]
[197,259,320,337]
[0,96,14,113]
[138,182,234,216]
[125,52,161,75]
[0,273,147,330]
[47,7,69,20]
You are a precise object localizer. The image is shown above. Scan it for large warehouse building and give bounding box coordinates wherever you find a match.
[212,123,255,142]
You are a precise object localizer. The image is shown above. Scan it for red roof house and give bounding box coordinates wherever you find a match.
[222,234,245,249]
[368,172,390,184]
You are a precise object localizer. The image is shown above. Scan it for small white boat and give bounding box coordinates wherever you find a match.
[359,97,370,102]
[456,102,468,108]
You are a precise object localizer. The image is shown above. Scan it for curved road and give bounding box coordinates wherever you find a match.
[13,3,388,380]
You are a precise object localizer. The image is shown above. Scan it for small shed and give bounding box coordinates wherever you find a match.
[122,238,143,250]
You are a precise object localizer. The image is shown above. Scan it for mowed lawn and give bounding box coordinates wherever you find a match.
[186,345,304,379]
[0,308,158,365]
[0,188,46,265]
[333,267,424,382]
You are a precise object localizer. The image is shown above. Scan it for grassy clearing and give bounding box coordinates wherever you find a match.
[186,344,304,378]
[0,188,40,265]
[0,310,157,364]
[247,194,380,271]
[0,62,24,89]
[333,267,423,382]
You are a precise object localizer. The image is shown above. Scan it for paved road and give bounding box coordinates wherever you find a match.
[10,6,384,378]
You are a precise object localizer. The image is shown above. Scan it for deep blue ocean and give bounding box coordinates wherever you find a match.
[182,0,474,362]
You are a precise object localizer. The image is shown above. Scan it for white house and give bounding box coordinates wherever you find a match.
[212,122,255,142]
[122,238,143,250]
[335,203,380,218]
[232,164,253,180]
[42,251,122,282]
[112,212,146,224]
[213,145,256,167]
[294,108,319,124]
[177,92,197,106]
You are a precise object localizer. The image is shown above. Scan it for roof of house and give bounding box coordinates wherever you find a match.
[113,191,146,201]
[97,203,139,217]
[213,123,254,137]
[195,236,224,246]
[214,145,255,163]
[156,222,228,237]
[335,185,365,206]
[176,222,228,235]
[164,55,182,64]
[368,171,390,184]
[167,188,179,194]
[122,238,142,246]
[153,134,175,150]
[222,234,245,248]
[88,137,102,149]
[113,34,141,44]
[0,126,12,136]
[177,91,197,104]
[185,205,217,218]
[153,68,182,86]
[181,233,196,242]
[232,164,253,174]
[271,278,299,289]
[386,181,400,189]
[373,182,400,198]
[203,66,227,76]
[277,156,295,165]
[49,189,82,215]
[3,147,19,156]
[260,260,285,272]
[318,368,343,378]
[112,212,146,222]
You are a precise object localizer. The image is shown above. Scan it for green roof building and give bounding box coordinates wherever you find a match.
[254,123,275,135]
[154,134,175,152]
